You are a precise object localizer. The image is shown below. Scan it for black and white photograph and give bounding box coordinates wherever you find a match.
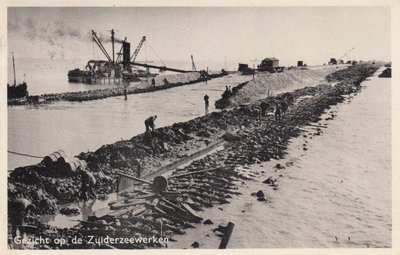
[3,0,398,251]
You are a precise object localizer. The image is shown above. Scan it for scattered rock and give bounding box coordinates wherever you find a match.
[203,219,214,225]
[285,161,294,167]
[191,242,200,248]
[256,190,264,197]
[222,132,241,142]
[59,206,80,215]
[263,177,276,185]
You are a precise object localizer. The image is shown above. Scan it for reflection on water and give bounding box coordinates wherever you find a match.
[43,193,120,229]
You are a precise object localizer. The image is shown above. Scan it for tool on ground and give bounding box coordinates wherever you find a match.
[116,167,223,193]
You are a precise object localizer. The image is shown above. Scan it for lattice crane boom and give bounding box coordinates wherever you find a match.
[130,36,146,63]
[340,47,355,60]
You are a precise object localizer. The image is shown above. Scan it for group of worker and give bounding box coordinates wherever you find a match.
[143,91,293,137]
[257,94,294,121]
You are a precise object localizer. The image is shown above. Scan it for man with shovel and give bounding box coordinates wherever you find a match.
[79,167,97,201]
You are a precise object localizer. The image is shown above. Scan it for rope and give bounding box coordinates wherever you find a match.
[7,150,44,159]
[147,43,166,66]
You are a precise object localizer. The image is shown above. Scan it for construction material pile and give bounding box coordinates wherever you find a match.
[229,66,345,106]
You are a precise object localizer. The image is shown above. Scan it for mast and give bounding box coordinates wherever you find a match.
[12,52,16,86]
[111,29,115,64]
[191,55,197,71]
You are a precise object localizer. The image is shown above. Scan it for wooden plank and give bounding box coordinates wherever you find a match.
[181,203,203,222]
[110,200,147,210]
[304,123,327,128]
[218,222,235,249]
[106,205,146,218]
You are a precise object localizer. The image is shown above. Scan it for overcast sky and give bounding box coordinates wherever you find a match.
[7,7,391,66]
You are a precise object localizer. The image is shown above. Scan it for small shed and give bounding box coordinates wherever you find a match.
[260,58,279,68]
[238,63,249,72]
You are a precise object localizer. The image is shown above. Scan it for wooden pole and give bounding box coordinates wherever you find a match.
[206,67,208,84]
[218,222,235,249]
[12,52,16,86]
[111,29,115,64]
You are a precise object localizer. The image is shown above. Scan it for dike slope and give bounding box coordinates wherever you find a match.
[230,66,346,106]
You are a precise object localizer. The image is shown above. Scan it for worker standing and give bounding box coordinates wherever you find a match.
[260,101,269,117]
[274,102,281,121]
[145,115,157,133]
[9,198,35,238]
[79,168,97,201]
[151,77,155,86]
[204,94,209,114]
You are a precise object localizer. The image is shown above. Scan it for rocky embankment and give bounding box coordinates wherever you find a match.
[8,64,378,249]
[216,66,347,109]
[8,71,227,106]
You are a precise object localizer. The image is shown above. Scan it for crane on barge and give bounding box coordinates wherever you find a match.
[68,29,191,84]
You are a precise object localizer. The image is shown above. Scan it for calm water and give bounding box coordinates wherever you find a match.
[7,57,236,96]
[169,68,391,248]
[7,58,124,95]
[8,73,252,169]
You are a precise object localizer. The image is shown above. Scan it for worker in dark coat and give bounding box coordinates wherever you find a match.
[281,100,288,116]
[79,168,97,201]
[9,198,35,238]
[275,102,281,121]
[145,115,157,133]
[151,78,156,86]
[260,101,269,117]
[124,87,128,100]
[204,94,209,114]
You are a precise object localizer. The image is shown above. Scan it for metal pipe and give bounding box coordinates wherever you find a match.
[115,170,152,185]
[129,62,191,73]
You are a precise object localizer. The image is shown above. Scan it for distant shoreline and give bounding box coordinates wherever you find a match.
[7,71,228,106]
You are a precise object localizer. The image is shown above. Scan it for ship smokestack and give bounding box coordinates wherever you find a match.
[123,42,131,64]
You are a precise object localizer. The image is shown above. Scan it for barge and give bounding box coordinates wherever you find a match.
[68,30,190,84]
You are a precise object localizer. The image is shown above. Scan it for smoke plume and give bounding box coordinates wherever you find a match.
[9,17,85,59]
